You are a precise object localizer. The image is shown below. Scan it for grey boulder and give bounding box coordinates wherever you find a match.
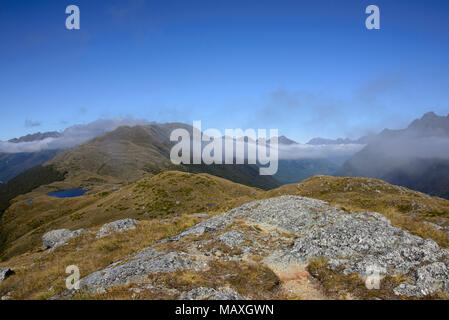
[42,228,87,250]
[96,219,138,239]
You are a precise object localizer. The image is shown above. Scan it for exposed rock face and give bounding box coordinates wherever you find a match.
[65,249,207,296]
[394,262,449,297]
[0,268,14,283]
[96,219,138,239]
[217,231,246,247]
[42,229,86,250]
[61,196,449,299]
[179,287,245,300]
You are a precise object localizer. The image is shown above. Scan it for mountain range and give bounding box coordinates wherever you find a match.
[0,111,448,201]
[337,112,449,199]
[1,112,449,300]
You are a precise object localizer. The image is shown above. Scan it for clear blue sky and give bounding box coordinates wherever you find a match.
[1,0,449,142]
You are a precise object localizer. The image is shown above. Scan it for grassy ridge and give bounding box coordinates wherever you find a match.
[0,171,262,260]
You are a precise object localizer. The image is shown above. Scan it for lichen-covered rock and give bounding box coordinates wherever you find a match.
[179,287,245,300]
[70,249,207,294]
[394,262,449,297]
[0,268,14,283]
[217,231,246,247]
[176,225,217,239]
[96,219,138,238]
[59,196,449,299]
[42,229,86,250]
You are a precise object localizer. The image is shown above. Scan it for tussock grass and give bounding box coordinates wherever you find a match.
[144,260,284,300]
[73,260,287,300]
[0,171,261,260]
[0,215,204,299]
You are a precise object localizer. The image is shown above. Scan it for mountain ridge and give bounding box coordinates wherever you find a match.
[337,112,449,199]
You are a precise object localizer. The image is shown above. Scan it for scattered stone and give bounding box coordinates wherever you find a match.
[96,219,138,238]
[1,292,13,300]
[42,229,86,250]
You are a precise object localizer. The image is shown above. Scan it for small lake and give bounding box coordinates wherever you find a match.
[48,188,86,198]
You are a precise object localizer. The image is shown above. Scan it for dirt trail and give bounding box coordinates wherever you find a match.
[267,262,329,300]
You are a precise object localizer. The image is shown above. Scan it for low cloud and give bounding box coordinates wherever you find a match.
[208,137,365,163]
[277,143,365,160]
[372,136,449,161]
[0,118,150,153]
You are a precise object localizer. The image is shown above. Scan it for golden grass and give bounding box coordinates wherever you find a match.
[0,214,204,299]
[2,173,449,300]
[66,259,287,300]
[0,171,262,260]
[145,260,284,300]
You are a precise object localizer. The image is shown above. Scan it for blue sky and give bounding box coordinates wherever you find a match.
[1,0,449,142]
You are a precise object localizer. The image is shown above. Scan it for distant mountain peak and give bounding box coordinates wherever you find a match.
[406,111,449,135]
[261,136,297,145]
[276,136,298,145]
[337,111,449,199]
[8,131,61,143]
[307,137,366,145]
[422,111,438,119]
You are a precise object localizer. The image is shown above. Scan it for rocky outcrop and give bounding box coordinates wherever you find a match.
[60,196,449,299]
[55,249,207,298]
[394,262,449,297]
[96,219,138,239]
[42,229,87,250]
[0,268,14,283]
[179,287,245,300]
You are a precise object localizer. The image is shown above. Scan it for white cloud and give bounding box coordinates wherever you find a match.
[278,143,365,160]
[0,118,150,153]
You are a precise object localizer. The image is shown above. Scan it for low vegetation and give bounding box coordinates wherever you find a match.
[0,214,205,299]
[307,257,447,300]
[0,171,261,260]
[86,260,287,300]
